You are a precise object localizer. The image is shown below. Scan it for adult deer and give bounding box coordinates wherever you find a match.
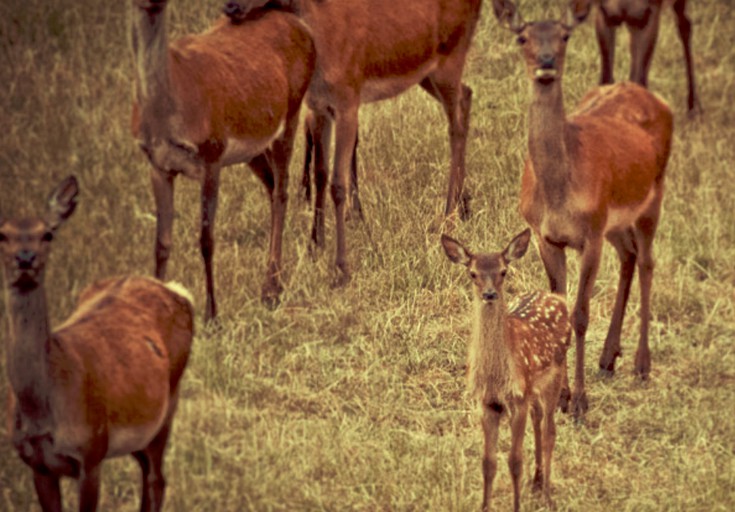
[130,0,315,320]
[442,229,570,512]
[0,176,194,511]
[572,0,701,115]
[493,0,673,417]
[280,0,482,285]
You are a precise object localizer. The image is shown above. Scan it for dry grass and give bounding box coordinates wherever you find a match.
[1,0,734,510]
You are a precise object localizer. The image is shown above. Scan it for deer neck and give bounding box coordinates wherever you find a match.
[527,81,571,209]
[130,6,177,136]
[468,297,515,401]
[4,284,53,424]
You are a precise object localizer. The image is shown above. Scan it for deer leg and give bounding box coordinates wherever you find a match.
[260,109,298,307]
[134,421,172,512]
[632,206,661,379]
[309,111,332,251]
[599,229,637,375]
[78,464,102,512]
[508,401,528,512]
[481,402,502,512]
[673,0,701,115]
[530,402,543,493]
[420,76,473,222]
[200,165,221,322]
[301,111,315,203]
[331,103,359,286]
[595,10,617,84]
[150,169,175,281]
[346,128,364,223]
[628,7,661,87]
[570,238,603,419]
[33,471,62,512]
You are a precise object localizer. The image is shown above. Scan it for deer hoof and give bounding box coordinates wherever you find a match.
[571,391,588,421]
[558,386,572,413]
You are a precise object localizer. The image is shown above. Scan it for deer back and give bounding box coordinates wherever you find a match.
[48,276,194,458]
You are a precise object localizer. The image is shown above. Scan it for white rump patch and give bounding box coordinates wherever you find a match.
[164,281,195,307]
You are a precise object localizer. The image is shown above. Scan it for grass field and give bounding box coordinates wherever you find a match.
[1,0,734,510]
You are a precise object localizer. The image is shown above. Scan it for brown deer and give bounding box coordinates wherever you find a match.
[130,0,315,320]
[493,0,674,417]
[442,229,570,512]
[571,0,701,115]
[275,0,483,285]
[0,176,194,511]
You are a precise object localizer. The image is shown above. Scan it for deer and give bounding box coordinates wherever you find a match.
[492,0,674,418]
[228,0,482,286]
[571,0,701,116]
[130,0,315,321]
[442,229,570,512]
[0,175,195,511]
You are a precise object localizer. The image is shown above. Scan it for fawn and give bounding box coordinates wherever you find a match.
[442,229,570,512]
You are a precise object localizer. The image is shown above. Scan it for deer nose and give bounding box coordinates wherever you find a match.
[482,291,499,302]
[16,250,36,270]
[539,54,555,69]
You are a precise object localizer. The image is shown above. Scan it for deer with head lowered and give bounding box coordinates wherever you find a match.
[442,229,570,512]
[224,0,482,286]
[570,0,701,116]
[130,0,315,320]
[493,0,674,418]
[0,176,194,511]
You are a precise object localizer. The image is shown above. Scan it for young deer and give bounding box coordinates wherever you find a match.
[493,0,673,417]
[570,0,701,116]
[262,0,483,285]
[130,0,315,320]
[0,176,194,511]
[442,229,570,512]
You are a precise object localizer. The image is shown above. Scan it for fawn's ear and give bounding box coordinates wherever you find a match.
[502,228,532,263]
[441,234,472,266]
[45,175,79,231]
[492,0,525,33]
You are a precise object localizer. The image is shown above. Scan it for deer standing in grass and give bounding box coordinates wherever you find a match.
[442,229,570,512]
[493,0,673,418]
[270,0,483,285]
[570,0,701,116]
[0,176,194,511]
[130,0,315,320]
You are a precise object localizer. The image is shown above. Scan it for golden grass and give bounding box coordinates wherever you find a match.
[1,0,734,510]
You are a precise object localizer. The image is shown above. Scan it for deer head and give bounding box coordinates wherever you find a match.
[441,229,532,304]
[0,176,78,291]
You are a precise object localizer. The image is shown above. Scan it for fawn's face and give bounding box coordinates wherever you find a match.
[441,229,531,305]
[467,253,509,304]
[0,218,55,290]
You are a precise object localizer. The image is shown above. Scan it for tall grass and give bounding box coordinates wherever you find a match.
[1,1,734,510]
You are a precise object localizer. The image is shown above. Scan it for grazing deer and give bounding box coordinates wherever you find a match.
[130,0,315,320]
[0,176,194,511]
[442,229,570,512]
[571,0,701,115]
[268,0,483,285]
[493,0,673,417]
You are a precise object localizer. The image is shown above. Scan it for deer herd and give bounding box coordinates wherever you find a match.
[1,0,697,509]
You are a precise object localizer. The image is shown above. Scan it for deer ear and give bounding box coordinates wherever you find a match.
[564,0,590,29]
[46,175,79,231]
[493,0,525,33]
[503,228,532,263]
[441,234,472,266]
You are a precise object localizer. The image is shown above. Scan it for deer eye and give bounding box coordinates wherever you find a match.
[0,233,6,243]
[562,33,570,42]
[42,232,54,242]
[516,35,527,45]
[469,271,477,279]
[500,269,507,278]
